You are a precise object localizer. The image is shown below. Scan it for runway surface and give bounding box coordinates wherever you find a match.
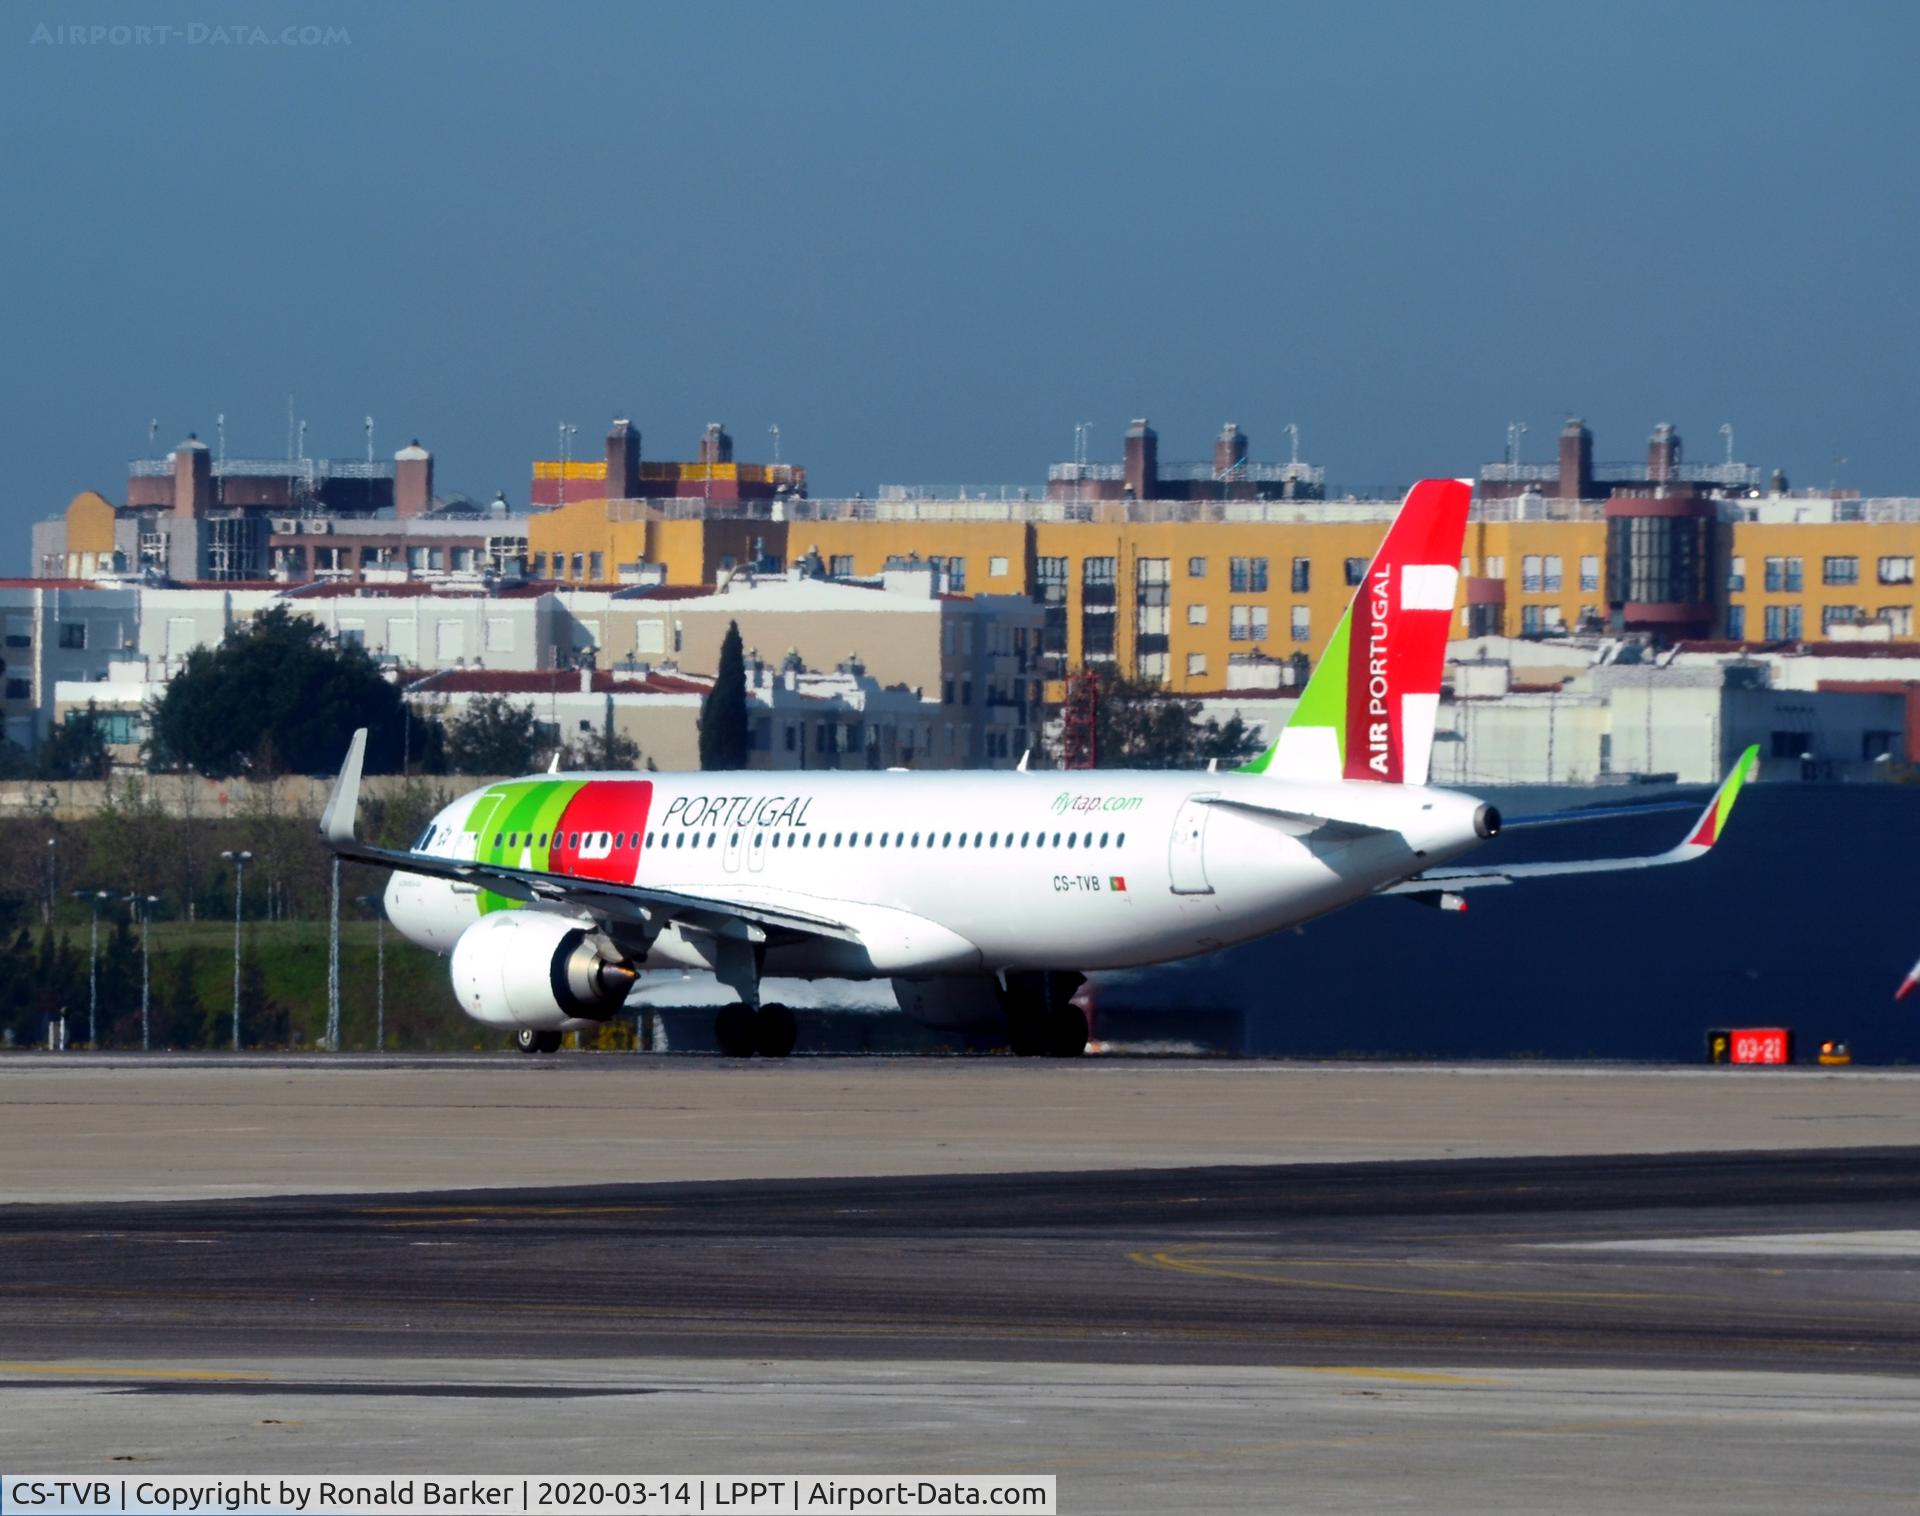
[7,1054,1919,1202]
[8,1062,1920,1509]
[5,1147,1919,1374]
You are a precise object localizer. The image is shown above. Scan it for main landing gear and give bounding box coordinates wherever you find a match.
[1004,971,1089,1058]
[714,1002,797,1059]
[515,1028,564,1055]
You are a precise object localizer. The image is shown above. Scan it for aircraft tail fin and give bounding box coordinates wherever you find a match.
[1240,477,1472,785]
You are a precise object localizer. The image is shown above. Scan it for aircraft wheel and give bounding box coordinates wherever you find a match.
[535,1029,564,1054]
[515,1028,541,1056]
[714,1002,758,1058]
[755,1003,798,1058]
[1045,1003,1089,1058]
[1006,1011,1047,1057]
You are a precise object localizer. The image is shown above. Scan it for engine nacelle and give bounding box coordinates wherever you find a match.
[449,911,637,1031]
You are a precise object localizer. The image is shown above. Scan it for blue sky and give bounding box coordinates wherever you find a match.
[3,0,1916,563]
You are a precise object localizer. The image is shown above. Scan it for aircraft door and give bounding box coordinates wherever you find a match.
[723,828,744,873]
[748,827,768,873]
[1168,791,1217,895]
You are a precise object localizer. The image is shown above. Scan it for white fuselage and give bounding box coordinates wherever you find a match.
[384,769,1490,980]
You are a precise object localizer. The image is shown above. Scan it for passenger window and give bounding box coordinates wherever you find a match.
[974,832,983,847]
[730,832,739,848]
[1067,834,1076,849]
[879,833,888,848]
[1084,832,1093,847]
[834,832,843,846]
[707,832,716,848]
[896,832,905,846]
[568,832,578,847]
[1117,832,1126,846]
[1052,832,1061,846]
[864,832,873,846]
[1020,831,1030,846]
[1100,832,1109,847]
[676,833,686,848]
[942,832,952,847]
[755,832,765,848]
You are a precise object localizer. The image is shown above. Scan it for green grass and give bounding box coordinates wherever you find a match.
[141,919,483,1051]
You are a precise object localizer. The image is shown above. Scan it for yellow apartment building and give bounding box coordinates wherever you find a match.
[525,498,1919,693]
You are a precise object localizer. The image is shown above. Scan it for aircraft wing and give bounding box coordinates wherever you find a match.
[319,730,860,947]
[1384,745,1758,901]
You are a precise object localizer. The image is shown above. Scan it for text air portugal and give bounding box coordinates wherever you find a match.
[1343,479,1470,783]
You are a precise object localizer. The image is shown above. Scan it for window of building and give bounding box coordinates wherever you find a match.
[944,556,967,592]
[1765,556,1804,593]
[1770,730,1811,760]
[531,553,548,578]
[1543,555,1563,592]
[588,552,604,581]
[1081,557,1117,662]
[485,616,514,653]
[1579,554,1600,592]
[1879,556,1915,585]
[1522,604,1543,636]
[1521,555,1543,593]
[1290,557,1310,593]
[1824,556,1859,586]
[1035,556,1069,676]
[1728,555,1745,592]
[58,623,86,650]
[337,620,366,648]
[4,615,30,649]
[1230,606,1250,641]
[1345,557,1368,586]
[1726,604,1746,641]
[828,554,854,578]
[988,555,1008,578]
[4,678,29,701]
[1764,604,1804,640]
[1135,558,1169,678]
[1187,556,1207,578]
[1186,652,1206,678]
[1290,605,1310,642]
[1821,604,1863,632]
[1229,556,1268,593]
[1880,606,1915,635]
[1484,555,1505,580]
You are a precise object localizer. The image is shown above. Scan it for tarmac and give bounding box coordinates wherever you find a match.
[4,1055,1919,1513]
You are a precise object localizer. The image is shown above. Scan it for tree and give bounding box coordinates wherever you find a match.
[1093,675,1265,771]
[698,620,751,771]
[36,707,111,780]
[444,695,541,775]
[147,606,417,778]
[568,725,642,771]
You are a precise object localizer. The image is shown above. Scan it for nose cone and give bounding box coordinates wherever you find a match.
[383,868,434,949]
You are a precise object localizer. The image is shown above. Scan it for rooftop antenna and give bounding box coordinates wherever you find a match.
[286,394,295,461]
[1721,422,1734,465]
[1507,420,1527,465]
[148,418,158,450]
[366,416,375,512]
[558,422,576,510]
[1285,422,1301,465]
[216,412,226,466]
[768,423,781,465]
[297,419,307,463]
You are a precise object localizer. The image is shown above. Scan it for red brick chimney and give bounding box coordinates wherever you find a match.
[394,440,433,519]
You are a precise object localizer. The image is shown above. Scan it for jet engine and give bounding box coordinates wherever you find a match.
[449,910,637,1031]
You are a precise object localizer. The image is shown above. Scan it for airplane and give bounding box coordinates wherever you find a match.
[1899,953,1920,1002]
[319,477,1759,1057]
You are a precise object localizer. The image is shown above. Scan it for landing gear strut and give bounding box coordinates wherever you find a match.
[1004,971,1089,1058]
[515,1028,563,1055]
[713,1002,798,1058]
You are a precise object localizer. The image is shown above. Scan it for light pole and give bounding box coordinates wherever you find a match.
[220,849,252,1051]
[126,893,160,1051]
[72,889,112,1047]
[44,837,57,926]
[326,855,341,1051]
[357,894,386,1053]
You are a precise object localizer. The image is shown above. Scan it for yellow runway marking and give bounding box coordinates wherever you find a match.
[1303,1366,1499,1385]
[1129,1248,1675,1306]
[0,1362,266,1382]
